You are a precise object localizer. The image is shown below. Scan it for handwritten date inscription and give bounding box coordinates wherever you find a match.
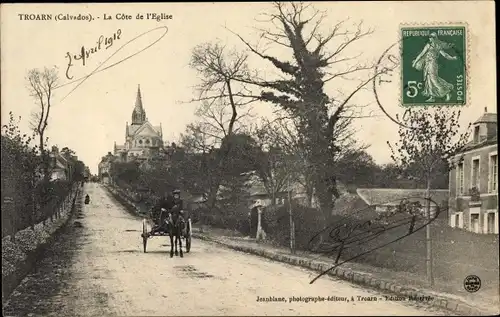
[65,29,122,80]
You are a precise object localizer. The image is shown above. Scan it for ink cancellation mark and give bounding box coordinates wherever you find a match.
[400,23,469,107]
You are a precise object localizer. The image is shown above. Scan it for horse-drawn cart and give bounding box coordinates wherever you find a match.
[140,208,192,254]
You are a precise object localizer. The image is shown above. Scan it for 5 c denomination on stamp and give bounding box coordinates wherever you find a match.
[400,24,468,107]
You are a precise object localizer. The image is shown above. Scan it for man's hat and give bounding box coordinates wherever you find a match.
[172,189,181,194]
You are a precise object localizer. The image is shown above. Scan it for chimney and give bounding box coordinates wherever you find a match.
[484,107,488,113]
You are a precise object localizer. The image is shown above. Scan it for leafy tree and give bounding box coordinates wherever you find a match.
[1,112,41,236]
[232,2,385,222]
[335,149,378,190]
[110,161,141,189]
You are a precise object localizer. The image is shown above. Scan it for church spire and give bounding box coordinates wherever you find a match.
[131,84,146,125]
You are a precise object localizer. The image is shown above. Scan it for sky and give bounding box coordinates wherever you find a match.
[1,1,496,174]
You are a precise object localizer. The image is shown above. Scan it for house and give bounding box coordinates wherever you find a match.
[98,152,115,184]
[242,171,288,209]
[356,188,450,219]
[449,109,498,234]
[49,146,72,181]
[185,191,208,213]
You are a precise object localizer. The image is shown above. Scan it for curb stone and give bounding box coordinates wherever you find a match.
[192,232,493,316]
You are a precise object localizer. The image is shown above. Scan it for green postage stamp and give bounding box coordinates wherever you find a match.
[400,25,468,107]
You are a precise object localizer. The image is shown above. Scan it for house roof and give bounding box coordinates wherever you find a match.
[248,182,267,196]
[191,195,207,203]
[356,188,449,206]
[474,113,497,124]
[462,136,498,152]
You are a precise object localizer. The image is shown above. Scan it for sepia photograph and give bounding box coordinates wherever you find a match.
[1,1,498,316]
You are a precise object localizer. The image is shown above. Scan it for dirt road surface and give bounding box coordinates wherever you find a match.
[3,183,453,316]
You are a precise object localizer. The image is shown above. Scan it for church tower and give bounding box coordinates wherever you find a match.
[131,85,146,125]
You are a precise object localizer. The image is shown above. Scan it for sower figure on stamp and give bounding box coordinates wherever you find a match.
[411,32,458,102]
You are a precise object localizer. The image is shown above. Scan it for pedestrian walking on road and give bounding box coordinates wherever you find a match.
[85,194,90,205]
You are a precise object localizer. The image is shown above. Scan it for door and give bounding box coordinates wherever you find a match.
[470,213,480,233]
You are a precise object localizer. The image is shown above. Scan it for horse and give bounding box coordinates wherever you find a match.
[167,206,186,258]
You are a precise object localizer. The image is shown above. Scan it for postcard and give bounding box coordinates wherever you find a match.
[1,1,498,316]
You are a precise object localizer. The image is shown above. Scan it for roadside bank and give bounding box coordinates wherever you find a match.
[2,186,82,307]
[192,228,497,317]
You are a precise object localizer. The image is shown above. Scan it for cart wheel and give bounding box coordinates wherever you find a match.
[185,218,192,253]
[142,218,148,253]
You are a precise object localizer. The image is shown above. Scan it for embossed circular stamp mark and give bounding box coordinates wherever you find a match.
[463,275,481,293]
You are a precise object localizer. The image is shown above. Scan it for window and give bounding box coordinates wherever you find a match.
[139,140,143,145]
[457,163,464,195]
[453,212,464,229]
[146,139,150,144]
[473,125,480,143]
[489,154,498,193]
[471,158,480,190]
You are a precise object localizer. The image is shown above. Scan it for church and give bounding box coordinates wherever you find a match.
[113,85,164,162]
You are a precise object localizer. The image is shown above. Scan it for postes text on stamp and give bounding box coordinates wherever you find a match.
[400,25,467,107]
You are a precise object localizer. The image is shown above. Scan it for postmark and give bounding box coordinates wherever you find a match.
[400,23,469,107]
[463,275,481,293]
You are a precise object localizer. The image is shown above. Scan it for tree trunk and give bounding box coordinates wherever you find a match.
[425,177,434,286]
[31,175,36,231]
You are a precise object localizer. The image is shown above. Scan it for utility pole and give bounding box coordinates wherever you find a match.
[288,174,295,254]
[425,178,434,286]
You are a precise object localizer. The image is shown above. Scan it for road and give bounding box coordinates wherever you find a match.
[3,183,453,316]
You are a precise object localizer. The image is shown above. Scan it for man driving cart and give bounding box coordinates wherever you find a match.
[150,189,184,235]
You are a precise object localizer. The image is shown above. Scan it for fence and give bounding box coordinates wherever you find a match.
[1,172,78,240]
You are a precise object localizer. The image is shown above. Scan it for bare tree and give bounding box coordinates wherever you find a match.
[189,42,257,210]
[194,99,254,147]
[253,116,311,205]
[229,2,386,222]
[27,66,59,181]
[388,108,470,286]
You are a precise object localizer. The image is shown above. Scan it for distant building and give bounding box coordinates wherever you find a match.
[449,109,498,234]
[356,188,449,219]
[98,152,115,184]
[113,85,164,162]
[48,146,70,181]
